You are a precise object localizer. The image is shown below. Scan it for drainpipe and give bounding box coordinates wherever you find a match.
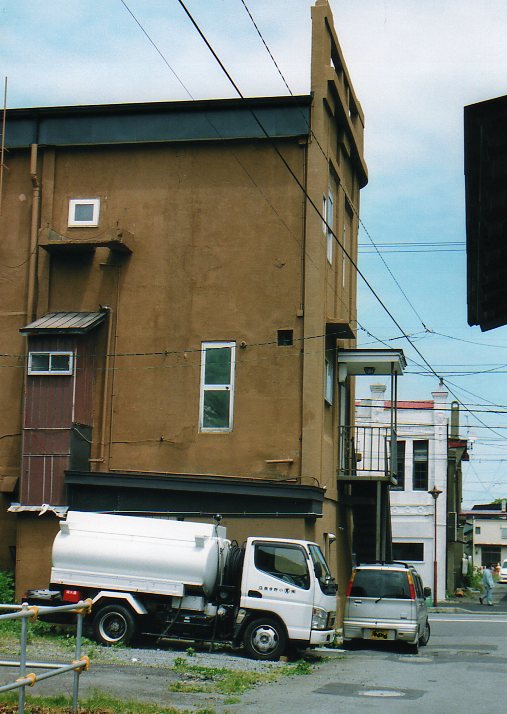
[26,144,40,322]
[89,306,113,471]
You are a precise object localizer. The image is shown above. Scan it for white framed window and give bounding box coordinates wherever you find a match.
[199,342,235,431]
[326,191,334,264]
[325,356,334,405]
[28,351,74,376]
[68,198,100,227]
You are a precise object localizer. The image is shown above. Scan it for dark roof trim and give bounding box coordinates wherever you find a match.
[20,311,107,335]
[66,470,323,500]
[5,95,312,149]
[65,470,325,518]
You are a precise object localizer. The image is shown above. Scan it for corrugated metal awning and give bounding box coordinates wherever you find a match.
[8,503,68,517]
[20,311,107,335]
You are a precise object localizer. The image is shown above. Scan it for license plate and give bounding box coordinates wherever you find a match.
[365,629,394,641]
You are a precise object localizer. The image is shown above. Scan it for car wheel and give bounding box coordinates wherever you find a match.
[419,620,430,646]
[243,618,287,660]
[92,604,136,646]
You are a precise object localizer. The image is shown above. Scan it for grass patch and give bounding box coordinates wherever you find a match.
[169,656,314,697]
[0,690,217,713]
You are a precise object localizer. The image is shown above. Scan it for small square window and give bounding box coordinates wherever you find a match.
[277,329,293,346]
[28,351,73,376]
[68,198,100,227]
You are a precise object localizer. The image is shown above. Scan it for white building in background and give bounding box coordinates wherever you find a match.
[355,383,450,600]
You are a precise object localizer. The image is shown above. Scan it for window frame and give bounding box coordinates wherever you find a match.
[412,439,429,491]
[68,198,101,227]
[199,341,236,432]
[392,440,406,490]
[392,542,424,562]
[326,190,334,264]
[325,355,334,405]
[28,351,74,376]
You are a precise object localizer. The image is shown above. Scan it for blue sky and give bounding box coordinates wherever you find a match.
[2,0,507,506]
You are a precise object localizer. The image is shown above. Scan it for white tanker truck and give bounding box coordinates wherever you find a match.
[28,511,337,660]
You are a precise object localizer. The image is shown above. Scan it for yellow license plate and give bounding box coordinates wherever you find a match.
[367,629,393,641]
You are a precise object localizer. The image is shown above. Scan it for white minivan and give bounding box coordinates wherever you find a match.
[343,562,431,653]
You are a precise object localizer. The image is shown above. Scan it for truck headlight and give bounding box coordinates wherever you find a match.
[311,607,328,630]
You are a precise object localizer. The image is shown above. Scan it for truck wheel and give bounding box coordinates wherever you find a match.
[243,618,287,661]
[419,620,430,646]
[93,604,136,646]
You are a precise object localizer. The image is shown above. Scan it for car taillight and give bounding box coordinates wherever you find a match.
[407,572,416,600]
[345,572,356,597]
[62,589,82,603]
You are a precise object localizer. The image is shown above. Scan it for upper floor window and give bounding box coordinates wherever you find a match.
[68,198,100,227]
[392,440,405,490]
[199,342,235,431]
[413,440,429,491]
[325,356,334,405]
[326,191,334,264]
[28,351,73,376]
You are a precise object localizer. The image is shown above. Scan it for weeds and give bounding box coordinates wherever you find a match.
[0,689,216,713]
[170,656,314,697]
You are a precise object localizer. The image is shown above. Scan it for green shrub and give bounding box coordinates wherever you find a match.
[0,570,14,603]
[464,564,483,590]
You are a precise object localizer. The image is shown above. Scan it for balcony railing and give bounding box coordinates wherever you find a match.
[338,425,397,482]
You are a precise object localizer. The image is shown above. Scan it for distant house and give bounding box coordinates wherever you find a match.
[0,1,406,602]
[463,502,507,567]
[356,383,469,598]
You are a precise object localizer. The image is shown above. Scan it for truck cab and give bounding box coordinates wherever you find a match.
[237,537,337,659]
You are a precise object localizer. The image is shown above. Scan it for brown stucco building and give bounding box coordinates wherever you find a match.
[0,1,376,600]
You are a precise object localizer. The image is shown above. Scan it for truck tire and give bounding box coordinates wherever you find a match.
[93,604,136,646]
[243,617,287,661]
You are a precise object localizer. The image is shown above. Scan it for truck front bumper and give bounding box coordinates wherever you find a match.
[310,628,335,646]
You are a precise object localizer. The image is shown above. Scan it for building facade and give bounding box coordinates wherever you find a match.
[465,502,507,568]
[356,383,468,599]
[0,1,372,599]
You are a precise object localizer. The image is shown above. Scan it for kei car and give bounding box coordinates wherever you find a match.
[342,562,431,653]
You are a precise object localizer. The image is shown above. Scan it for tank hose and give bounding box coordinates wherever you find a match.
[223,545,245,587]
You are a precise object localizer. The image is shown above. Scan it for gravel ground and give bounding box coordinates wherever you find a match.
[0,635,311,710]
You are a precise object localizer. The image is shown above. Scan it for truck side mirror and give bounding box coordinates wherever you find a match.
[314,562,323,579]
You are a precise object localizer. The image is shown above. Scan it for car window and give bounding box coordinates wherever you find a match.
[254,543,310,590]
[413,573,424,598]
[350,569,410,599]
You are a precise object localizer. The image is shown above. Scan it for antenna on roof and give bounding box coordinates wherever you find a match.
[0,77,8,216]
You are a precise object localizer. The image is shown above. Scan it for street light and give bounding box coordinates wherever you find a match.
[428,485,443,606]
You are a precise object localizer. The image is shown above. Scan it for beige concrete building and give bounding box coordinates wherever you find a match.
[0,1,374,601]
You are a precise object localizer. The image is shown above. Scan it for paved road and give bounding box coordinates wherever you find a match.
[235,606,507,713]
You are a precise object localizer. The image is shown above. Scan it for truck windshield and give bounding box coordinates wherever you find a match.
[308,545,337,595]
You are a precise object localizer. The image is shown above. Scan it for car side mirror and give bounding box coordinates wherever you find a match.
[423,587,432,598]
[314,562,323,579]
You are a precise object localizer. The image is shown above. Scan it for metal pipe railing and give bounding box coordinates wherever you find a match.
[0,599,92,714]
[338,425,397,479]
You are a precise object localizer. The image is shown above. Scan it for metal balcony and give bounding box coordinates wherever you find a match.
[338,425,397,483]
